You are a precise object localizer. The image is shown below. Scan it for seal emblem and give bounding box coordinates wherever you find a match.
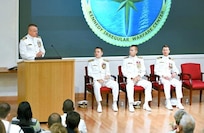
[81,0,171,47]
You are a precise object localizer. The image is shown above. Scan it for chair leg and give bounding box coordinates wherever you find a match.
[190,90,192,105]
[106,94,109,106]
[84,89,87,100]
[125,92,128,108]
[92,93,94,109]
[158,90,160,107]
[139,92,142,101]
[200,90,202,102]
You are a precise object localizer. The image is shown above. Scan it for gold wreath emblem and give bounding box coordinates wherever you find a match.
[37,40,41,47]
[102,63,106,69]
[169,63,173,69]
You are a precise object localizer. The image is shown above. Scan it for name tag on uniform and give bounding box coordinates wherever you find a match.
[128,62,132,64]
[28,44,32,46]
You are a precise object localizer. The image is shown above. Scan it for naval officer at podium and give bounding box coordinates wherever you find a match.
[19,24,46,60]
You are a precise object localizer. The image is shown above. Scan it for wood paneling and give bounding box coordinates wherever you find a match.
[17,59,75,122]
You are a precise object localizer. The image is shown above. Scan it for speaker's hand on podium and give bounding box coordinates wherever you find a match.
[36,51,43,57]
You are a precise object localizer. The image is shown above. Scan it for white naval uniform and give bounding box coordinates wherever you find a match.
[154,56,183,99]
[19,34,45,60]
[2,119,24,133]
[122,56,152,104]
[87,58,119,102]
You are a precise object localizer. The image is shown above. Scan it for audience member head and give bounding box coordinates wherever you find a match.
[17,101,33,125]
[94,47,103,58]
[66,111,80,132]
[28,23,38,37]
[0,119,6,133]
[62,99,74,113]
[0,102,11,120]
[50,123,67,133]
[174,109,195,133]
[129,45,138,57]
[48,113,62,128]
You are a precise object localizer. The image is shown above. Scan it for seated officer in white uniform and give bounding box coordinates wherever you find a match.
[154,45,184,110]
[19,24,45,60]
[122,45,152,112]
[88,47,119,113]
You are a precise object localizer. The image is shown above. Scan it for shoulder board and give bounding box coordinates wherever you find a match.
[124,56,129,59]
[169,57,173,60]
[88,59,94,62]
[37,36,41,38]
[21,36,27,40]
[103,59,109,62]
[138,56,143,59]
[157,56,162,59]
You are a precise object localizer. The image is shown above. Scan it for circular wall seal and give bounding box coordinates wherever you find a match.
[81,0,171,47]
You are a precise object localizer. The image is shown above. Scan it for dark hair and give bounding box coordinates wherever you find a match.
[62,99,74,113]
[0,120,6,133]
[48,113,62,128]
[0,102,11,119]
[28,24,38,28]
[130,45,138,50]
[66,111,80,130]
[17,101,33,126]
[162,45,170,49]
[95,47,103,52]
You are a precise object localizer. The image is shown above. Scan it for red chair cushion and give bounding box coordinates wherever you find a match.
[134,86,144,91]
[183,80,204,89]
[86,84,111,93]
[181,63,201,80]
[100,87,112,93]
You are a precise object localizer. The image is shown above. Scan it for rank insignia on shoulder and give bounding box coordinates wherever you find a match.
[21,36,27,40]
[138,56,143,59]
[88,59,94,62]
[103,59,109,62]
[37,36,41,38]
[124,56,129,59]
[157,56,162,59]
[169,57,173,60]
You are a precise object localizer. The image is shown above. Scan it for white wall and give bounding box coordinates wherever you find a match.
[0,0,19,68]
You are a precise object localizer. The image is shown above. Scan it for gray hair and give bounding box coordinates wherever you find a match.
[180,114,195,133]
[174,109,195,133]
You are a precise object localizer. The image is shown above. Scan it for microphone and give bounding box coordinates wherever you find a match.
[51,44,62,59]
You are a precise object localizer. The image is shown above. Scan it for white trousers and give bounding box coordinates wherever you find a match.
[161,78,183,99]
[126,79,152,104]
[93,80,119,102]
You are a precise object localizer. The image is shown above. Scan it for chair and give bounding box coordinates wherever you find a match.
[180,63,204,105]
[84,66,116,109]
[149,64,175,107]
[117,66,145,108]
[21,126,35,133]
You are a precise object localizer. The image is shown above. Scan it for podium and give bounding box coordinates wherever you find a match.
[17,59,75,122]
